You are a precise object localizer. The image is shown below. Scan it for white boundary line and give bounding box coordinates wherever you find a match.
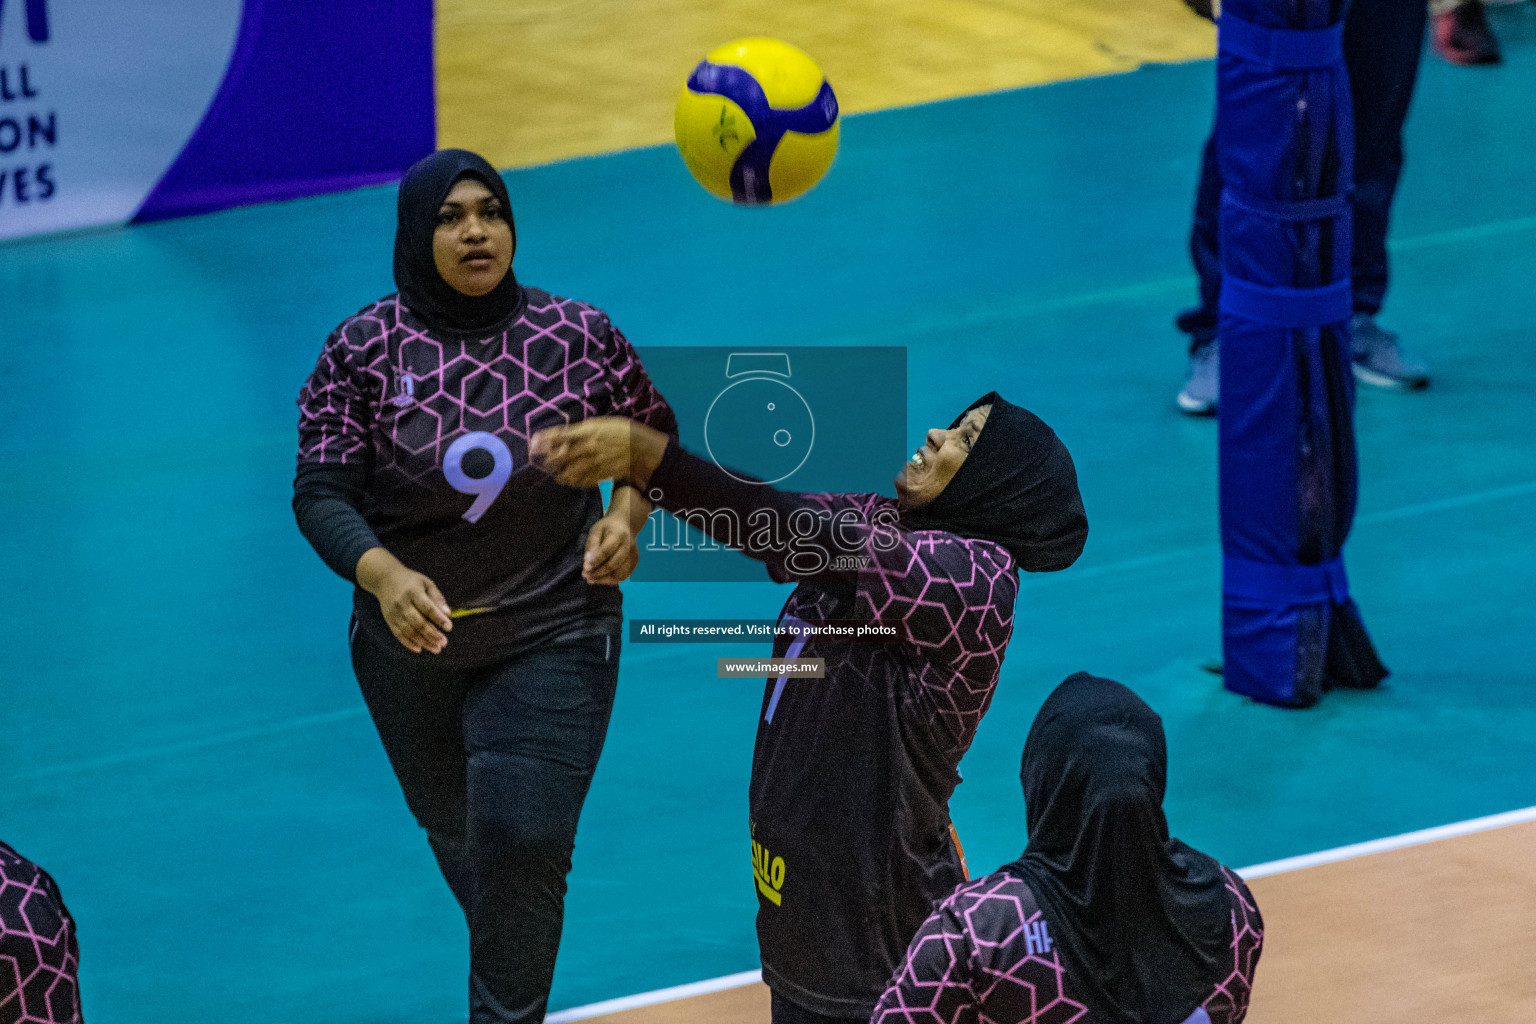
[1235,804,1536,879]
[547,806,1536,1022]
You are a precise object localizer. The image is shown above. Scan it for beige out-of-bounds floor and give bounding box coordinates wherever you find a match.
[435,0,1215,169]
[558,816,1536,1024]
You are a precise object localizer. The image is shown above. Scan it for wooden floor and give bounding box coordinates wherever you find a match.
[567,820,1536,1023]
[435,0,1215,169]
[1246,819,1536,1023]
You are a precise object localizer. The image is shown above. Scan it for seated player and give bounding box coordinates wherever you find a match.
[531,391,1089,1023]
[1,840,83,1023]
[873,673,1263,1024]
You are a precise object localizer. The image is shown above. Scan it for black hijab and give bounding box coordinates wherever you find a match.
[903,392,1088,572]
[393,149,524,333]
[1008,673,1234,1024]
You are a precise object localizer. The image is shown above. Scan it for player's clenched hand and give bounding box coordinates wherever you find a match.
[356,547,453,654]
[529,418,668,489]
[584,514,639,586]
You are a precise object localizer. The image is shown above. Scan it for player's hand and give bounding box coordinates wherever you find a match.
[529,417,668,489]
[356,548,453,654]
[584,514,639,585]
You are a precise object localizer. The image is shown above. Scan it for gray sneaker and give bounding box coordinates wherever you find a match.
[1177,341,1219,415]
[1351,313,1430,389]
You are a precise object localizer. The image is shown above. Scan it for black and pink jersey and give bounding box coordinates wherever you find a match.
[0,841,82,1024]
[296,287,676,661]
[872,866,1264,1024]
[642,451,1020,1018]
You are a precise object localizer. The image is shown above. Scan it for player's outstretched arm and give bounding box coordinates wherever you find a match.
[532,420,872,584]
[530,418,670,490]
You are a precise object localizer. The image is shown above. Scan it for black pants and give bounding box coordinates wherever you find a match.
[1180,0,1429,349]
[771,991,869,1024]
[351,619,621,1023]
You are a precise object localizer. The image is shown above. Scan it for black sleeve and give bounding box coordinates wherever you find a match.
[645,440,873,585]
[293,461,382,584]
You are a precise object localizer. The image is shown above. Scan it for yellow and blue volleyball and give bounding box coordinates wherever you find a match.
[674,38,840,205]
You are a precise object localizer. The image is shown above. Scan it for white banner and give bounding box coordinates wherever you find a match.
[0,0,243,241]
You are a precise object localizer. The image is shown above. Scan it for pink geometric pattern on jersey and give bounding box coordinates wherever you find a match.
[787,491,1019,755]
[872,872,1089,1024]
[0,843,81,1024]
[296,290,674,484]
[872,867,1262,1024]
[1201,869,1264,1024]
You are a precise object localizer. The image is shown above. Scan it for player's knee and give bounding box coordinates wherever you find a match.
[475,806,576,872]
[410,801,466,843]
[425,823,467,858]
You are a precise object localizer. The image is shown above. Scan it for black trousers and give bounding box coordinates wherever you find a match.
[351,618,621,1023]
[1179,0,1429,349]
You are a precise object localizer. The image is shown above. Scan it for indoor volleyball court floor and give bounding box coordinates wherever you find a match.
[3,4,1534,1021]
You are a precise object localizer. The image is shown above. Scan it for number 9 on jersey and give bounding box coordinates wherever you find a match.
[443,432,514,523]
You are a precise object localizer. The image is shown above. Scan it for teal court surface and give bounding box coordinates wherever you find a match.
[3,11,1534,1021]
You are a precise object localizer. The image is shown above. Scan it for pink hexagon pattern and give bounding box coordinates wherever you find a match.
[783,490,1018,756]
[297,288,676,492]
[0,842,81,1024]
[872,867,1263,1024]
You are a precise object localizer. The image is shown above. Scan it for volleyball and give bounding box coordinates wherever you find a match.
[674,38,840,205]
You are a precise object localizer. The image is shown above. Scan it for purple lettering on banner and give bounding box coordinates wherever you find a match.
[35,161,51,198]
[13,164,28,201]
[0,0,50,47]
[0,63,37,102]
[27,0,48,43]
[133,0,435,223]
[28,111,53,147]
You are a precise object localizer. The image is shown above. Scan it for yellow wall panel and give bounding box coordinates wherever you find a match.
[436,0,1215,169]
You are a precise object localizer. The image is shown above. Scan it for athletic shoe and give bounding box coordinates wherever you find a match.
[1351,314,1431,390]
[1433,1,1502,65]
[1177,341,1219,415]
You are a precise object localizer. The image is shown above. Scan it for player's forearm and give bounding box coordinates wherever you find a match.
[645,441,863,582]
[606,481,653,535]
[355,546,405,597]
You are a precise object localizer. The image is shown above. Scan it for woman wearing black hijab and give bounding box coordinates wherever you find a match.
[873,673,1264,1024]
[530,392,1089,1024]
[293,149,677,1023]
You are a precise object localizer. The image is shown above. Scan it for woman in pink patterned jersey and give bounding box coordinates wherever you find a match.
[873,673,1264,1024]
[293,150,676,1024]
[531,392,1089,1024]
